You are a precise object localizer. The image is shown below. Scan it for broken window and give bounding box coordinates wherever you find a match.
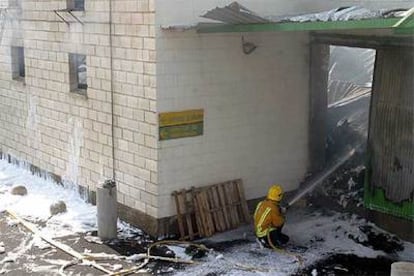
[67,0,85,11]
[69,53,87,95]
[11,46,25,81]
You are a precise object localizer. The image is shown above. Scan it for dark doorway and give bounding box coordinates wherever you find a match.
[326,46,375,162]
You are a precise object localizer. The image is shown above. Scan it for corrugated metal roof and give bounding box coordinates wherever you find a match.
[201,2,409,25]
[161,2,412,34]
[201,2,269,24]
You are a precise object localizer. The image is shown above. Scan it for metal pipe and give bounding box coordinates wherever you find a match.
[95,0,118,241]
[109,0,115,181]
[97,179,118,239]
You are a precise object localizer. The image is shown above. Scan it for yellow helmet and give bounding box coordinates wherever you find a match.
[267,185,283,202]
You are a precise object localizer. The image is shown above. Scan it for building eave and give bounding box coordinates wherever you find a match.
[196,17,414,35]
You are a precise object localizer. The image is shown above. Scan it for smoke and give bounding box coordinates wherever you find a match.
[287,147,357,207]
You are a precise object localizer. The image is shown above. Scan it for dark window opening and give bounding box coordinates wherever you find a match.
[69,53,87,95]
[74,0,85,10]
[11,46,25,81]
[67,0,85,11]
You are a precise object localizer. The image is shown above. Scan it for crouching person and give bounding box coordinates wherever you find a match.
[254,185,289,249]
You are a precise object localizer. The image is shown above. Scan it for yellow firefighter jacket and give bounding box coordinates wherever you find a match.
[254,199,285,238]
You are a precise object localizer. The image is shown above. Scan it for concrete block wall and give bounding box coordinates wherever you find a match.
[153,0,413,219]
[154,1,311,219]
[156,30,310,218]
[107,0,158,219]
[0,0,158,222]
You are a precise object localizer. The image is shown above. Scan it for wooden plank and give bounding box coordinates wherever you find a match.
[209,185,226,232]
[222,182,234,228]
[224,182,238,227]
[200,190,215,236]
[177,189,194,240]
[217,184,231,229]
[191,187,204,238]
[206,187,220,232]
[230,181,241,226]
[205,190,216,236]
[230,180,244,225]
[183,191,195,240]
[194,190,209,237]
[177,191,188,239]
[172,191,186,239]
[212,185,226,231]
[235,180,251,223]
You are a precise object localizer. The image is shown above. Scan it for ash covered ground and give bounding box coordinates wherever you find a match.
[0,158,413,276]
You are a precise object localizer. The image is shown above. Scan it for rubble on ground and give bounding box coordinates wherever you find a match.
[10,185,27,196]
[49,200,67,216]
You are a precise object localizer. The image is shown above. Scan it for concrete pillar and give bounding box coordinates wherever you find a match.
[308,42,329,173]
[97,179,118,240]
[391,262,414,276]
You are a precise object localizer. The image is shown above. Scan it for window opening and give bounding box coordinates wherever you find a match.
[11,46,25,81]
[69,53,87,95]
[67,0,85,11]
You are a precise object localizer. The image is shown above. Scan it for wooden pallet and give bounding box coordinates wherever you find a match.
[172,179,251,240]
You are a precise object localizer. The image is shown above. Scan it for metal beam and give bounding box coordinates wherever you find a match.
[312,33,414,48]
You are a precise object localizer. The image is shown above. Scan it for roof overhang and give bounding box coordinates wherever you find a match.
[188,3,414,37]
[196,17,414,36]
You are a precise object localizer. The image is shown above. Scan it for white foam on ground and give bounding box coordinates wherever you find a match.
[166,245,192,261]
[1,158,413,275]
[0,159,97,237]
[0,158,145,239]
[173,209,414,276]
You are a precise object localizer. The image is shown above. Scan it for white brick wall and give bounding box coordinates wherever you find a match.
[156,28,310,217]
[0,0,158,218]
[154,0,413,218]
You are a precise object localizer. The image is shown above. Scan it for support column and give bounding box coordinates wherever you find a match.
[308,42,329,173]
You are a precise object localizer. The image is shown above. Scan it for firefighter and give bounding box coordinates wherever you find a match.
[254,184,289,249]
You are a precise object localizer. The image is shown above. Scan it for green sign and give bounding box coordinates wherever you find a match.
[159,109,204,140]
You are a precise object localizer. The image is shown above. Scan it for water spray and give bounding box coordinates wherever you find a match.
[286,147,358,208]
